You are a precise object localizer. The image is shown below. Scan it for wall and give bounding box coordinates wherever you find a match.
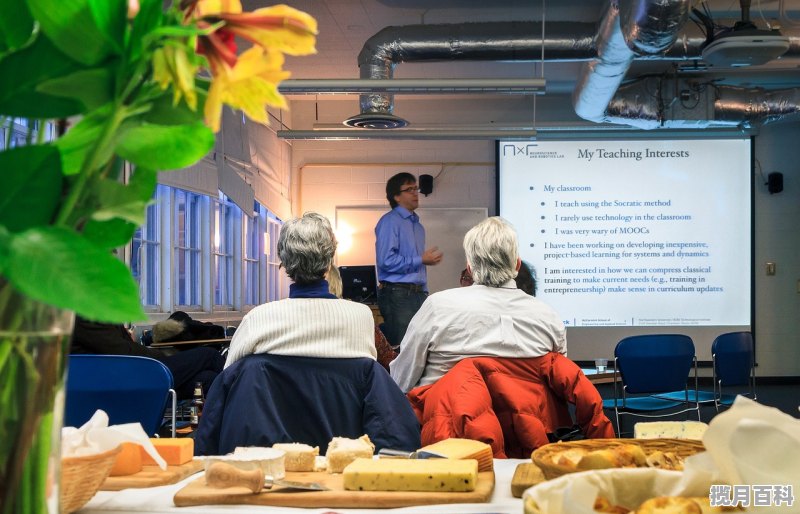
[289,95,800,377]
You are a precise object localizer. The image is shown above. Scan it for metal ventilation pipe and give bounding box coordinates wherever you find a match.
[605,76,800,129]
[348,21,599,128]
[572,0,693,123]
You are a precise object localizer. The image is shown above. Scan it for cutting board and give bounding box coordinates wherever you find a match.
[173,470,495,508]
[101,459,204,490]
[510,463,546,498]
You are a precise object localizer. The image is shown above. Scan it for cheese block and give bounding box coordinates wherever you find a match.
[326,435,374,473]
[214,446,286,479]
[343,457,478,492]
[109,442,143,476]
[634,421,708,440]
[271,443,318,472]
[140,438,193,466]
[420,438,494,471]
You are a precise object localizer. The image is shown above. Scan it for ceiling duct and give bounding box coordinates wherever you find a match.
[572,0,693,124]
[606,76,800,129]
[345,2,800,131]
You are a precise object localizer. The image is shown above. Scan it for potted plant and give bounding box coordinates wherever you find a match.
[0,0,316,511]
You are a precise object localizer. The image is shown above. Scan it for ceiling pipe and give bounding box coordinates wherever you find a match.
[277,129,537,140]
[350,6,800,129]
[278,78,546,94]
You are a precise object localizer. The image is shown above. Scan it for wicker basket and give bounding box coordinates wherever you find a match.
[61,445,122,514]
[531,438,704,480]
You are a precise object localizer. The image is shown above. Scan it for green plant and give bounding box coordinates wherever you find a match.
[0,0,317,322]
[0,1,316,511]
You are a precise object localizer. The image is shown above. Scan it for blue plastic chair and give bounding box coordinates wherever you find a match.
[65,355,177,437]
[602,334,701,436]
[711,331,757,410]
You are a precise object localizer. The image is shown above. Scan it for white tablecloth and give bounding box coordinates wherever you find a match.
[80,459,527,514]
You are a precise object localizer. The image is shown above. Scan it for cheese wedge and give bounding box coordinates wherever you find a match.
[109,442,143,476]
[140,438,193,466]
[343,458,478,492]
[326,435,374,473]
[272,443,319,472]
[420,438,494,471]
[634,421,708,440]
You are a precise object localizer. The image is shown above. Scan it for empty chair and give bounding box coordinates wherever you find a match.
[65,355,176,436]
[711,331,757,410]
[602,334,701,437]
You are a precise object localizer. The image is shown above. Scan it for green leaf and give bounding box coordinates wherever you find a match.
[88,0,126,55]
[37,67,114,111]
[82,217,137,248]
[0,145,62,233]
[128,166,157,201]
[0,0,34,54]
[54,106,112,175]
[6,226,145,322]
[129,0,164,62]
[116,121,214,170]
[0,33,87,118]
[142,91,205,126]
[26,0,119,66]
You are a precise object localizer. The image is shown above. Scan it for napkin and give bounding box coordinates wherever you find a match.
[61,410,166,469]
[682,396,800,512]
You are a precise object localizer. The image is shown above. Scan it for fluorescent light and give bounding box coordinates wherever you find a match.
[278,78,546,95]
[276,129,537,140]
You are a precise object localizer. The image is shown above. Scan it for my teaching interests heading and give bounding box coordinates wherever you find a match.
[578,148,691,161]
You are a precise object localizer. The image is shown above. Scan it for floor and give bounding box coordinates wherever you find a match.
[594,379,799,437]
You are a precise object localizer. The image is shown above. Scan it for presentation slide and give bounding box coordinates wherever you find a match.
[498,138,752,360]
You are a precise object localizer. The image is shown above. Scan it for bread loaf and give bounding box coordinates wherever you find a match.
[326,435,374,473]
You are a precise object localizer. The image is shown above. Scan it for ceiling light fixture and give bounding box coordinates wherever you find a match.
[278,78,546,95]
[276,129,537,140]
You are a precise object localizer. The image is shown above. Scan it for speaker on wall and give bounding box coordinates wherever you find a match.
[767,172,783,194]
[419,174,433,196]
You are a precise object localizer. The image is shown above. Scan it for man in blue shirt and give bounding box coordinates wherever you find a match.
[375,173,443,350]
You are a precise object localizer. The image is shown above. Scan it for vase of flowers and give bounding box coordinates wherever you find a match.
[0,0,316,511]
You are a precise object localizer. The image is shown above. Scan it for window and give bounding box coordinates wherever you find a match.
[243,202,262,307]
[174,189,204,309]
[131,185,166,309]
[266,212,286,301]
[212,193,239,309]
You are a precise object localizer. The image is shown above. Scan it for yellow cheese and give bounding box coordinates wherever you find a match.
[109,442,143,476]
[343,458,478,492]
[420,438,494,471]
[634,421,708,440]
[140,438,193,466]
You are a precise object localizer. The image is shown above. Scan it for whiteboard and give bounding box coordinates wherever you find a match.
[335,207,488,294]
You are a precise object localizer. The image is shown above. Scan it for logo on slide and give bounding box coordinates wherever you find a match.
[502,144,564,159]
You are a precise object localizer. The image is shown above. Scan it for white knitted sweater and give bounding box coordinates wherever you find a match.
[224,298,377,368]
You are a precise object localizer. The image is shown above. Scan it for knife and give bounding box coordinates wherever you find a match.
[377,448,447,459]
[205,462,329,493]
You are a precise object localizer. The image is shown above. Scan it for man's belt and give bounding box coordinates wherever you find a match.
[379,281,424,293]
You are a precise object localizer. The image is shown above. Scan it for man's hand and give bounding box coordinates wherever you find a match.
[422,246,443,266]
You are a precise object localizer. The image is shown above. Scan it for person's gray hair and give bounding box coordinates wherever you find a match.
[327,264,343,298]
[278,212,337,284]
[463,217,519,287]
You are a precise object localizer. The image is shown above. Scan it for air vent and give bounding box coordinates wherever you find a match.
[343,113,409,129]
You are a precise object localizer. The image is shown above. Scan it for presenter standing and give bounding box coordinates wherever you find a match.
[375,173,443,350]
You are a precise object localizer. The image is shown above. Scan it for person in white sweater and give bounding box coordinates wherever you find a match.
[225,212,377,368]
[390,216,567,393]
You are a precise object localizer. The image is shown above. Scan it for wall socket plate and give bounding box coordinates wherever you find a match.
[766,262,776,276]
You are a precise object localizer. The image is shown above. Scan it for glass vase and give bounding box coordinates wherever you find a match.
[0,281,74,514]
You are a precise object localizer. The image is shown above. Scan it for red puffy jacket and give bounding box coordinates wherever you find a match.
[407,353,614,458]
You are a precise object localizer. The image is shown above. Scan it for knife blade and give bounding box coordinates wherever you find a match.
[205,462,328,493]
[377,448,447,459]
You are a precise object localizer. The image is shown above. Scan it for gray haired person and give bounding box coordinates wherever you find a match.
[225,212,378,367]
[390,216,567,393]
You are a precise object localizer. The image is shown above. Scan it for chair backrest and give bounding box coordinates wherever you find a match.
[712,331,754,386]
[615,334,695,394]
[65,355,174,436]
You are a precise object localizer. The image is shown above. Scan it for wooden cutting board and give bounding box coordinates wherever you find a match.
[173,470,495,508]
[101,459,204,490]
[510,463,546,498]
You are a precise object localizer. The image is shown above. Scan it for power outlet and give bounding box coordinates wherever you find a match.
[766,262,776,276]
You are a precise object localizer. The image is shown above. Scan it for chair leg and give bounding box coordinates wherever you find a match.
[169,388,177,438]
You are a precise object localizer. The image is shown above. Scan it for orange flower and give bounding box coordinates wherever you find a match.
[204,46,290,132]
